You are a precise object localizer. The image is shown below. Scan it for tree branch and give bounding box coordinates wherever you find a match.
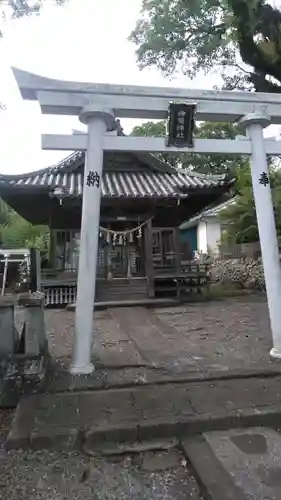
[235,63,252,75]
[228,0,281,83]
[249,72,281,93]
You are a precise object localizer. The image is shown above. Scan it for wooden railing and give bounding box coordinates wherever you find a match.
[154,261,211,299]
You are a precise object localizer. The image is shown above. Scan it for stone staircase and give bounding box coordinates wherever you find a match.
[95,277,148,302]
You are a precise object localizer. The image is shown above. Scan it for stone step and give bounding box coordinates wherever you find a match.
[96,279,148,302]
[66,297,178,311]
[6,375,281,451]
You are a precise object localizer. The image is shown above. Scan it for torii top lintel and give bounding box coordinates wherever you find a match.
[11,67,281,103]
[11,67,281,123]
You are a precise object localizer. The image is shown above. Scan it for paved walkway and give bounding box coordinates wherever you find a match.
[44,297,277,383]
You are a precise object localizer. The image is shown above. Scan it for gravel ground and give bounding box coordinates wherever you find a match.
[0,448,203,500]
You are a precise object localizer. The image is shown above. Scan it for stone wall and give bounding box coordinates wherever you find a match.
[210,257,265,291]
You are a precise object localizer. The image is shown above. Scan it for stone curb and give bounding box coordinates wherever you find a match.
[65,293,235,312]
[6,403,281,452]
[64,291,266,312]
[45,367,281,395]
[181,435,248,500]
[5,395,42,449]
[65,299,183,312]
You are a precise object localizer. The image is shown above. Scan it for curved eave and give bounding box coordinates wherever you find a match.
[0,170,232,200]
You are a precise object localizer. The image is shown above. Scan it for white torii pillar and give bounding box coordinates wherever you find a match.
[240,113,281,359]
[70,105,114,375]
[10,67,281,365]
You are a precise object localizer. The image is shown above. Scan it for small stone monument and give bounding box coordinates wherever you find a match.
[0,292,48,407]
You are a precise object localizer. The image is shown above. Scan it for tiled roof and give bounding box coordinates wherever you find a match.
[180,197,236,230]
[0,138,231,199]
[0,167,229,199]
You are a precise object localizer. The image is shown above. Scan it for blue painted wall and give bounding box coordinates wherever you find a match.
[180,226,197,253]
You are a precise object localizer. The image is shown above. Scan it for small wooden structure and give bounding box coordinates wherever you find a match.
[0,149,232,305]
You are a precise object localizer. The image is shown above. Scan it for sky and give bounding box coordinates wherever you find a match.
[0,0,279,175]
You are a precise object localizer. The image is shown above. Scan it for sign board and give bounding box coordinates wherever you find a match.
[166,102,196,148]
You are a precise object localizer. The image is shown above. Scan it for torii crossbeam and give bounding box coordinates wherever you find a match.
[12,67,281,374]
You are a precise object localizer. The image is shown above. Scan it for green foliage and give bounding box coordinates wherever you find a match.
[130,0,281,92]
[0,198,11,225]
[186,121,248,176]
[0,203,49,259]
[131,119,248,175]
[220,166,281,243]
[131,120,183,167]
[129,0,236,80]
[132,121,166,137]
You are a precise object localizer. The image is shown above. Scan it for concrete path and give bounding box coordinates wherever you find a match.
[6,375,281,451]
[42,299,281,398]
[44,298,278,380]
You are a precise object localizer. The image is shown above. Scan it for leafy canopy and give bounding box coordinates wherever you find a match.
[131,119,248,176]
[130,0,236,78]
[130,0,281,92]
[130,0,281,244]
[0,201,49,257]
[220,166,281,243]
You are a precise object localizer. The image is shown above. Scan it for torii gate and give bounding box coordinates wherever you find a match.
[12,67,281,374]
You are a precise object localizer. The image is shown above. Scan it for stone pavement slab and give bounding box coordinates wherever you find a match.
[6,375,281,451]
[155,299,274,374]
[109,307,183,367]
[182,427,281,500]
